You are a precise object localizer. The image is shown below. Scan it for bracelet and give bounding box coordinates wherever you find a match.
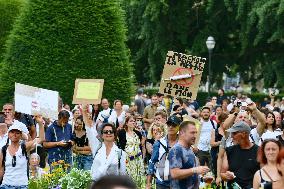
[192,167,196,174]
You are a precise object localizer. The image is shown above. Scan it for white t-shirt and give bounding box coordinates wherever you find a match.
[259,129,283,146]
[108,110,126,127]
[198,119,217,151]
[2,146,28,186]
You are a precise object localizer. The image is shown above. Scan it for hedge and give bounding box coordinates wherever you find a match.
[0,0,134,107]
[143,88,284,107]
[0,0,26,62]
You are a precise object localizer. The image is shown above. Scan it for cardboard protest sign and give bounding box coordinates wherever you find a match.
[15,83,59,120]
[159,51,206,100]
[72,79,104,104]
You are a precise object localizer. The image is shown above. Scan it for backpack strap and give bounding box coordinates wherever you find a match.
[21,142,29,179]
[1,144,8,172]
[250,133,255,143]
[158,140,168,153]
[210,119,216,129]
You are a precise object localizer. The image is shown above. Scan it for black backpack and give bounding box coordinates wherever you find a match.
[1,142,29,179]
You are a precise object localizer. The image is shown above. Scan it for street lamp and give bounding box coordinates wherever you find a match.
[206,36,216,97]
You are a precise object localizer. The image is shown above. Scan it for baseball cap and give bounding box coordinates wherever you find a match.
[8,120,24,132]
[166,115,182,126]
[226,121,251,133]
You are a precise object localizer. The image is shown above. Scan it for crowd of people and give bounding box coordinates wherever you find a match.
[1,88,284,189]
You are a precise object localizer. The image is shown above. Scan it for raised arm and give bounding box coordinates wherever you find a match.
[82,104,100,153]
[247,103,266,135]
[26,114,45,152]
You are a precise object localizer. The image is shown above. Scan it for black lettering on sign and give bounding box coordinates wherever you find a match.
[179,54,188,68]
[172,52,181,65]
[187,92,192,98]
[173,84,179,90]
[166,55,175,65]
[199,58,206,71]
[186,55,194,69]
[164,83,173,94]
[194,57,200,71]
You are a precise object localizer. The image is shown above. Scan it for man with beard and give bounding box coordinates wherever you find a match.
[143,95,166,131]
[169,121,210,189]
[196,107,217,169]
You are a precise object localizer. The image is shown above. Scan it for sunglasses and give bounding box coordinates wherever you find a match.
[102,130,114,135]
[12,155,16,167]
[167,123,178,127]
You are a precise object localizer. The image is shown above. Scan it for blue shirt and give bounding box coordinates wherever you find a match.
[169,143,199,189]
[45,121,74,164]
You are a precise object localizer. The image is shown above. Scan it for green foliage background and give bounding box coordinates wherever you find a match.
[122,0,284,89]
[0,0,134,106]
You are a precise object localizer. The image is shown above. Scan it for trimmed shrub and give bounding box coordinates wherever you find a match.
[0,0,133,106]
[0,0,26,61]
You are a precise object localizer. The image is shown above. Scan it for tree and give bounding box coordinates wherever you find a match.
[0,0,134,106]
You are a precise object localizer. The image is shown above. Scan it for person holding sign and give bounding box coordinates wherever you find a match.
[81,104,126,182]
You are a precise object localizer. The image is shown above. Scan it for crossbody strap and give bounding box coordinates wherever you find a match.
[262,168,275,182]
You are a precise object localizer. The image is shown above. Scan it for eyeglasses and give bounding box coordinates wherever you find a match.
[102,130,114,135]
[212,98,217,100]
[12,155,16,167]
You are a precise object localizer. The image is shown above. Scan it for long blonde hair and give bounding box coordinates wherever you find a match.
[147,122,167,139]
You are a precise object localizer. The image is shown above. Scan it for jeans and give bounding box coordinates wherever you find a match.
[75,154,93,170]
[0,185,27,189]
[156,184,170,189]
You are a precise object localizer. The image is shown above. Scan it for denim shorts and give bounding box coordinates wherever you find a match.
[0,185,27,189]
[75,154,93,170]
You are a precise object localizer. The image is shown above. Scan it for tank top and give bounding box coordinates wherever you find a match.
[259,169,272,189]
[2,146,28,186]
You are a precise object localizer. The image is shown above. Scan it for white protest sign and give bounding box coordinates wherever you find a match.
[15,83,59,120]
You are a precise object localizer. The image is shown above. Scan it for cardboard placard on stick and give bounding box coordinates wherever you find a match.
[159,51,206,100]
[14,83,59,120]
[72,79,104,104]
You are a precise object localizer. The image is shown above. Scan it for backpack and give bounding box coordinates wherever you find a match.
[94,142,122,173]
[209,119,216,129]
[1,142,29,179]
[154,139,170,181]
[102,109,113,123]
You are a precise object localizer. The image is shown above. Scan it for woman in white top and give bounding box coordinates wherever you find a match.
[82,105,126,182]
[0,116,45,189]
[259,112,282,145]
[108,100,126,130]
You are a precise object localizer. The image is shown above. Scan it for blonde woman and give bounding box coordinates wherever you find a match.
[145,122,167,164]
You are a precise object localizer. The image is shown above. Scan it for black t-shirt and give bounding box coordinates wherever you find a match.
[73,132,89,147]
[134,97,146,115]
[226,144,260,188]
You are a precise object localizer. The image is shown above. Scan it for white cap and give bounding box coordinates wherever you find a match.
[8,120,24,132]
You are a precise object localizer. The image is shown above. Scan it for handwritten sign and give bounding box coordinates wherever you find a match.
[14,83,59,120]
[72,79,104,104]
[159,51,206,100]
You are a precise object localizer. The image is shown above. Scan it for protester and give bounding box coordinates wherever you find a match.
[169,121,210,189]
[210,112,228,177]
[73,115,92,170]
[217,89,227,105]
[221,121,260,188]
[82,105,126,182]
[117,115,145,183]
[143,95,166,131]
[2,103,34,140]
[196,106,217,169]
[95,98,112,129]
[0,116,44,189]
[134,89,146,115]
[109,100,126,130]
[253,139,282,189]
[43,110,74,167]
[71,109,81,131]
[153,111,167,124]
[92,104,100,122]
[146,115,181,189]
[29,153,47,179]
[145,122,166,166]
[271,149,284,189]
